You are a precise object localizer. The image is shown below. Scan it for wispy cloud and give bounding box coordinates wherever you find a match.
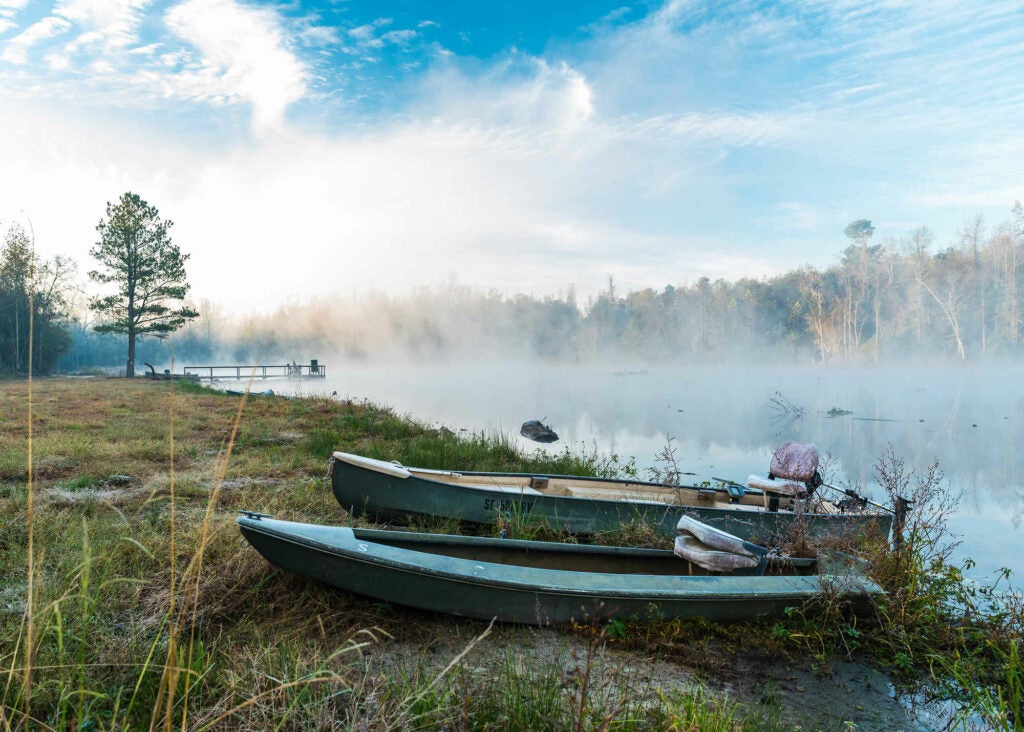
[1,0,1022,312]
[0,0,26,35]
[416,56,595,136]
[162,0,307,132]
[0,0,311,133]
[0,0,29,26]
[1,15,69,63]
[2,0,149,65]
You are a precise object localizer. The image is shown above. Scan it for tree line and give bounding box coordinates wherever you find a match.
[189,204,1024,365]
[3,200,1024,374]
[0,223,74,374]
[1,193,197,377]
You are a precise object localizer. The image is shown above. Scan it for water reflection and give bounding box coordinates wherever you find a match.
[265,362,1024,581]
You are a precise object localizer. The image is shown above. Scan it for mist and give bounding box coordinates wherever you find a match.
[50,207,1024,583]
[258,360,1021,583]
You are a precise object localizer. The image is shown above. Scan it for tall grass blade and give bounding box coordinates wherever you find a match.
[23,212,36,723]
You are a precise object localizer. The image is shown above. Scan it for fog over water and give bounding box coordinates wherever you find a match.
[256,361,1023,583]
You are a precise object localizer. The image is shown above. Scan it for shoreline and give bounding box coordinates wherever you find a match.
[0,377,1011,729]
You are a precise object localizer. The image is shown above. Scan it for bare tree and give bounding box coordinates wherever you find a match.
[915,246,972,359]
[958,215,987,353]
[987,221,1020,350]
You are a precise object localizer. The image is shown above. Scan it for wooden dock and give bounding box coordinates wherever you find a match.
[183,360,326,381]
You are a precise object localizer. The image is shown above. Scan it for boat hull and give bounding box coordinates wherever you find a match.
[238,515,881,625]
[329,453,892,545]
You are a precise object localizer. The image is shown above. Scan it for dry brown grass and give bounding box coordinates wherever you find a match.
[0,377,413,728]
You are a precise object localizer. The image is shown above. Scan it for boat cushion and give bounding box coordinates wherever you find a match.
[674,535,760,571]
[676,514,761,557]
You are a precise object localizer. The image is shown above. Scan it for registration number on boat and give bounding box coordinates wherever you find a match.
[483,498,535,513]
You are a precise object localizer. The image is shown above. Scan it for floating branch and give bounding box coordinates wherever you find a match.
[768,391,806,433]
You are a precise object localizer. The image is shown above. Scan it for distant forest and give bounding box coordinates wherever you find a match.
[4,204,1024,374]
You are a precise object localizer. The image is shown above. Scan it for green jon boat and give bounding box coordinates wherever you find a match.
[329,452,893,545]
[237,512,882,625]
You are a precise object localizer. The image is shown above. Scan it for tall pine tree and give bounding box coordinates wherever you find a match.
[89,192,198,377]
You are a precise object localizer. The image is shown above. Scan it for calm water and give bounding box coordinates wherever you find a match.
[253,362,1023,584]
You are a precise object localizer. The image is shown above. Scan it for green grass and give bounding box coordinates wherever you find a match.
[1,378,1020,729]
[0,378,669,729]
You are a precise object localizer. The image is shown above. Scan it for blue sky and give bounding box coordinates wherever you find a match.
[0,0,1022,312]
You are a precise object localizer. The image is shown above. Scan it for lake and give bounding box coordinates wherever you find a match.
[254,361,1023,585]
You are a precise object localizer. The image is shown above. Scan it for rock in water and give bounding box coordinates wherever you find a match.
[520,419,559,443]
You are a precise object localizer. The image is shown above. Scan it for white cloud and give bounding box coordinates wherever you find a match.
[382,29,416,45]
[342,17,421,54]
[2,0,1023,315]
[0,0,23,36]
[615,110,804,148]
[56,0,148,55]
[44,50,69,69]
[418,57,596,137]
[1,15,70,63]
[0,59,762,314]
[0,0,29,19]
[163,0,307,133]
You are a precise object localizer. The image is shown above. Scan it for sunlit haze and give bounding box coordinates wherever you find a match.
[1,0,1022,313]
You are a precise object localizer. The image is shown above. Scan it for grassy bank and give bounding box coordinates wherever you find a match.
[0,377,1019,729]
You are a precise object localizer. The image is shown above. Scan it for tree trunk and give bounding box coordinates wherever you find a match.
[873,290,880,362]
[127,329,136,378]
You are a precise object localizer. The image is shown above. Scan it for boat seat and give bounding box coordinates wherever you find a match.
[565,488,695,505]
[747,474,806,511]
[746,474,804,496]
[466,483,543,496]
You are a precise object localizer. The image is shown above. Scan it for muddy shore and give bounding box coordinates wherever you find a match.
[363,619,932,731]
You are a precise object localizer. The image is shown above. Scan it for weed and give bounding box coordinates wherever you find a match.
[646,435,687,486]
[59,474,100,491]
[657,684,786,731]
[594,519,669,549]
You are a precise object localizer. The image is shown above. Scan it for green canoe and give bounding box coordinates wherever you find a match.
[329,452,892,545]
[237,512,882,625]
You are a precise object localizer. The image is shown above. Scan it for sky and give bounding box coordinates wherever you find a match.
[0,0,1022,314]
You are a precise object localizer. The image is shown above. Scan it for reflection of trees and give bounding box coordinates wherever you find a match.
[300,360,1024,544]
[428,365,1024,510]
